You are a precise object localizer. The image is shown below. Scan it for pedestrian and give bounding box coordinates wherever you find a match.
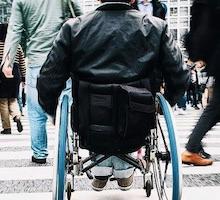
[132,0,167,19]
[186,64,200,109]
[182,0,220,166]
[1,0,83,164]
[0,23,25,134]
[37,0,189,191]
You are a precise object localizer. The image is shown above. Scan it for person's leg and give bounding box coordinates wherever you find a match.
[17,83,23,113]
[17,96,23,114]
[91,156,113,177]
[192,84,199,109]
[26,67,48,162]
[112,156,134,178]
[0,98,11,134]
[186,91,220,153]
[27,84,48,160]
[112,156,135,190]
[8,98,23,132]
[91,155,113,191]
[182,87,220,165]
[177,94,187,114]
[207,86,214,103]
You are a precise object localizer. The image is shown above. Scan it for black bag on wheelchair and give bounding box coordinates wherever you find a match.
[71,80,156,154]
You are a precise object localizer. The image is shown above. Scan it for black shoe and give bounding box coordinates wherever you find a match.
[1,128,11,134]
[13,117,23,132]
[31,156,47,164]
[199,149,211,159]
[194,106,200,110]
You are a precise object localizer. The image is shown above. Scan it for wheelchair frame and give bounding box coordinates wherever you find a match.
[52,93,182,200]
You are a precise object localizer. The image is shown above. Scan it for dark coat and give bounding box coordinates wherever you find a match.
[185,0,220,85]
[37,2,189,115]
[0,63,21,98]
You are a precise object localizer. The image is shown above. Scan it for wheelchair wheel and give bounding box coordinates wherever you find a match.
[152,93,182,200]
[53,95,69,200]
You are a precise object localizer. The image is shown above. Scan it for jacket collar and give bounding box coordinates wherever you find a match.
[96,2,133,11]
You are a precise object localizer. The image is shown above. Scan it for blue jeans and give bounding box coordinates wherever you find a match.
[26,66,48,159]
[17,84,23,113]
[91,155,135,178]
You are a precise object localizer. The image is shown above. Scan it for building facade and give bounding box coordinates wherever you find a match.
[79,0,100,13]
[0,0,12,23]
[166,0,193,47]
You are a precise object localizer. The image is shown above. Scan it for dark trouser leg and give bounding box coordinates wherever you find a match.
[186,87,192,104]
[186,87,220,153]
[191,84,198,106]
[177,95,186,109]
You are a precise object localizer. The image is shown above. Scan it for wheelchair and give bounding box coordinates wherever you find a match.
[52,91,182,200]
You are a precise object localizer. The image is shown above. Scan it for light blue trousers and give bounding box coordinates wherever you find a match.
[92,155,135,178]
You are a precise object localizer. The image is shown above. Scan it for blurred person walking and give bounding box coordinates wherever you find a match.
[1,0,82,164]
[186,64,200,109]
[132,0,167,19]
[0,23,25,134]
[182,0,220,166]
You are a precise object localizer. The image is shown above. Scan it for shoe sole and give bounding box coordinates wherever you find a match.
[91,185,105,192]
[118,184,133,191]
[31,157,46,164]
[182,161,213,166]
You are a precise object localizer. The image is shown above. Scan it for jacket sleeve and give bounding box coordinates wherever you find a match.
[159,23,190,106]
[2,0,23,67]
[37,22,72,116]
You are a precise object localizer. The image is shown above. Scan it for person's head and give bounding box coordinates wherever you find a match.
[0,24,8,42]
[99,0,135,4]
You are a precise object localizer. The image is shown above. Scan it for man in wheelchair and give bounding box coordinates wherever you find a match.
[37,0,189,192]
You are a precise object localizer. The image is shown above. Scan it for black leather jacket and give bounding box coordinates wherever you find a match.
[37,2,190,115]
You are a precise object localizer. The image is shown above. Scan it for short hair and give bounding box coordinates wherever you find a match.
[0,24,8,42]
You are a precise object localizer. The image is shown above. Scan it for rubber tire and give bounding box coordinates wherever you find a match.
[53,95,69,200]
[155,93,182,200]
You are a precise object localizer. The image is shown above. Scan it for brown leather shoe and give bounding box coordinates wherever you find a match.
[182,150,213,166]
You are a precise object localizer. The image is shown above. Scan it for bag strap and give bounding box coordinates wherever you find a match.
[67,0,76,18]
[61,0,76,20]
